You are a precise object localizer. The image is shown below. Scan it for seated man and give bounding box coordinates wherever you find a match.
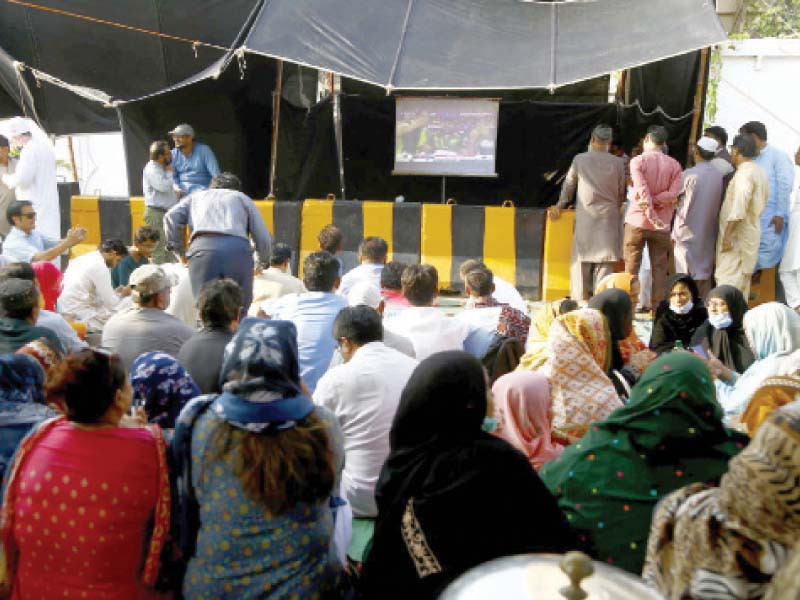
[111,226,160,288]
[0,262,86,353]
[250,242,306,316]
[0,278,62,354]
[101,265,194,370]
[459,258,527,313]
[58,239,130,331]
[179,278,242,394]
[318,224,344,276]
[337,236,387,297]
[262,251,347,393]
[380,260,410,319]
[313,306,417,525]
[2,200,86,263]
[457,266,530,343]
[383,264,471,360]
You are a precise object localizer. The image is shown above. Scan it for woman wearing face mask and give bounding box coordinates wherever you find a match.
[649,274,708,354]
[690,285,755,374]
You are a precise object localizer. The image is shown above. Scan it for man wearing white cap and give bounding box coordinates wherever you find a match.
[672,136,725,297]
[0,117,61,240]
[169,123,220,196]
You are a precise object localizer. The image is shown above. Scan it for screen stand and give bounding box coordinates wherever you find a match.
[440,176,446,204]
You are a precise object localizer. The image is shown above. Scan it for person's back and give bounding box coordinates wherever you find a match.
[571,149,626,210]
[337,236,388,298]
[250,243,306,316]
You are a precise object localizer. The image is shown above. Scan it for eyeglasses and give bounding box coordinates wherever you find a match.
[20,212,36,219]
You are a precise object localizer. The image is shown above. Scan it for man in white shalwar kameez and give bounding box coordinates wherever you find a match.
[779,145,800,309]
[0,117,61,240]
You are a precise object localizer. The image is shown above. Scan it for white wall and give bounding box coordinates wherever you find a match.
[53,132,128,196]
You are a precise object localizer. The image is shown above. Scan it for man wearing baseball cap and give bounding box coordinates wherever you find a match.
[169,123,220,196]
[101,264,194,370]
[672,136,725,297]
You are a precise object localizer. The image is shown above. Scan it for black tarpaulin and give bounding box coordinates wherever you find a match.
[243,0,725,90]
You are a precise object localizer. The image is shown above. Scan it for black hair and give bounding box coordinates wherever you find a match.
[303,251,340,292]
[149,140,170,161]
[270,243,292,266]
[317,224,343,254]
[0,135,8,148]
[209,172,242,192]
[465,267,493,297]
[6,200,32,226]
[98,239,129,256]
[380,261,407,291]
[198,278,242,330]
[647,125,668,145]
[133,226,160,245]
[332,305,383,346]
[0,262,35,283]
[740,121,767,141]
[458,258,486,279]
[359,237,388,263]
[732,134,757,158]
[696,146,716,162]
[402,264,438,306]
[0,278,38,319]
[558,298,579,315]
[704,125,728,146]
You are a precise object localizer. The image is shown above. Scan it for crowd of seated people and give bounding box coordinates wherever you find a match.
[0,208,799,600]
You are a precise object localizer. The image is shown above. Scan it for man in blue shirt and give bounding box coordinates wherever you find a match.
[261,251,347,394]
[169,123,220,196]
[2,200,86,263]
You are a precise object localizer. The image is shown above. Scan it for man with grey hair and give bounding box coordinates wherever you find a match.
[549,124,626,301]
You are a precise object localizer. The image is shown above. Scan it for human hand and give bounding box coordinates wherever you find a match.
[121,406,147,427]
[66,226,87,245]
[706,351,732,382]
[771,216,785,235]
[548,206,562,220]
[721,236,733,252]
[116,286,132,297]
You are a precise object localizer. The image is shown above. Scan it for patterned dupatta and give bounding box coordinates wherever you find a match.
[0,417,171,587]
[546,308,622,443]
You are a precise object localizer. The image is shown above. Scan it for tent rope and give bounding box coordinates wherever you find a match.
[4,0,229,52]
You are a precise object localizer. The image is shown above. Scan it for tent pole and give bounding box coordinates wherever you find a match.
[686,47,710,165]
[333,74,345,201]
[66,135,79,182]
[269,60,283,197]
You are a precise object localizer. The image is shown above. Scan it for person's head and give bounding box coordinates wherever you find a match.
[739,121,768,150]
[706,285,749,332]
[129,264,173,309]
[130,352,200,429]
[148,140,171,165]
[402,264,438,307]
[594,272,640,307]
[333,305,383,362]
[98,238,128,268]
[0,354,46,404]
[590,124,613,151]
[0,134,9,163]
[209,172,242,192]
[704,125,728,149]
[16,338,63,385]
[317,224,343,255]
[47,349,130,425]
[743,302,800,360]
[588,288,633,340]
[302,251,340,292]
[346,281,385,315]
[464,267,494,299]
[643,125,668,151]
[0,278,39,323]
[7,200,36,233]
[6,117,31,150]
[132,226,160,260]
[169,123,195,150]
[380,261,407,292]
[796,144,800,168]
[269,242,292,272]
[491,371,561,470]
[557,298,579,315]
[31,261,63,312]
[694,136,719,163]
[458,258,486,281]
[667,274,700,313]
[359,236,388,265]
[197,278,242,331]
[215,317,336,513]
[0,261,43,310]
[730,133,757,166]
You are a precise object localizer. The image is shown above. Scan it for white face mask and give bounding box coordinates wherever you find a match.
[670,300,694,315]
[709,312,733,330]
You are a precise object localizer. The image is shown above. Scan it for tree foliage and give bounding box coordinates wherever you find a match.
[739,0,800,37]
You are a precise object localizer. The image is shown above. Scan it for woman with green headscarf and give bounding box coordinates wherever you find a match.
[539,352,747,575]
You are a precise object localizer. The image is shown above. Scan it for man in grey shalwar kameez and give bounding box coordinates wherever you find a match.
[672,136,724,298]
[549,124,626,302]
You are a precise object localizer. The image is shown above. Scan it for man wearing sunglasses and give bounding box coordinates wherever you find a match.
[2,200,86,264]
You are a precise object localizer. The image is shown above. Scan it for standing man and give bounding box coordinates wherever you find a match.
[164,172,271,312]
[703,125,735,185]
[548,124,626,302]
[169,123,220,196]
[142,141,179,263]
[0,117,60,240]
[715,134,769,298]
[672,136,724,298]
[623,125,683,306]
[0,135,16,239]
[739,121,795,272]
[780,144,800,310]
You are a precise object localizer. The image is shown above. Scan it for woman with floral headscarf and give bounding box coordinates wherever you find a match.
[130,352,200,430]
[173,317,344,598]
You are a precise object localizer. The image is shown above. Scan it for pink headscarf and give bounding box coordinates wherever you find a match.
[492,371,563,471]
